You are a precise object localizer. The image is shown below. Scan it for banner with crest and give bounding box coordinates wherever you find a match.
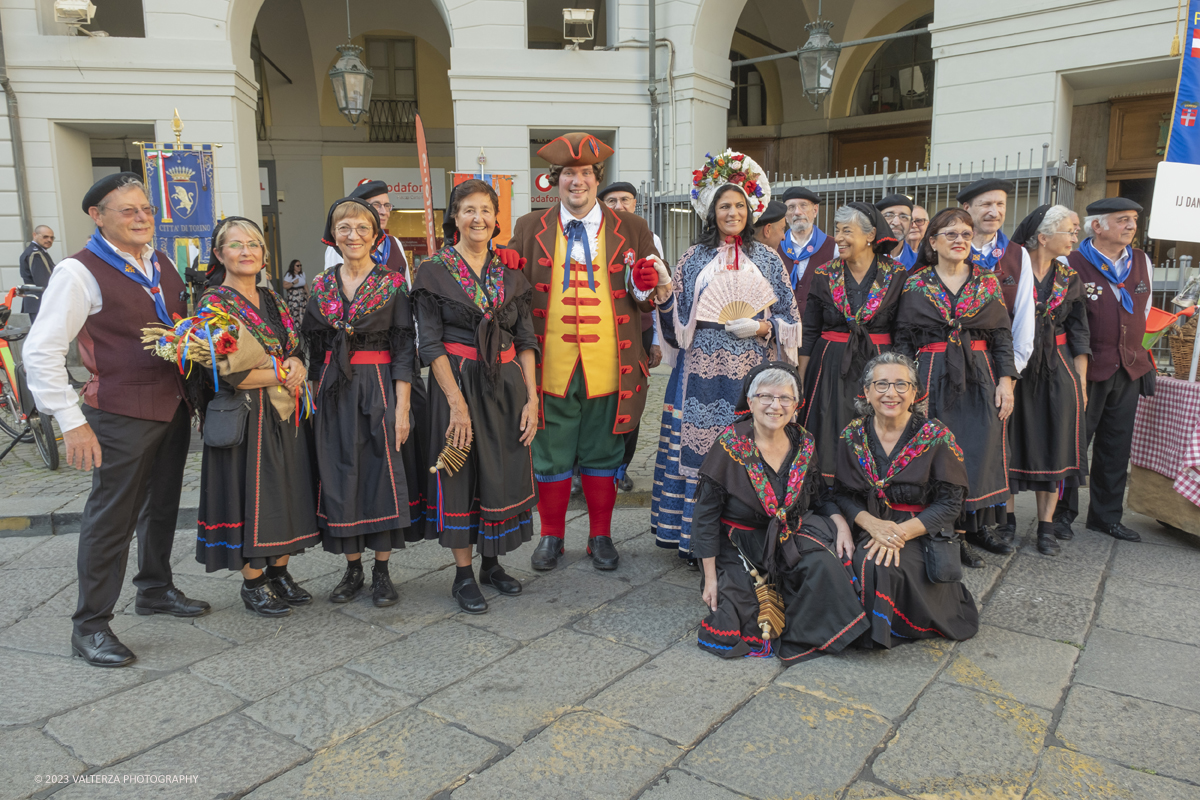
[138,142,218,278]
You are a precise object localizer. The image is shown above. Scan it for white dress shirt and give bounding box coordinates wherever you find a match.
[1101,248,1152,320]
[23,238,163,434]
[973,234,1034,375]
[562,201,653,302]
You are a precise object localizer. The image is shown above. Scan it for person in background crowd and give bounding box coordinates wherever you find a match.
[304,197,422,607]
[19,225,55,321]
[194,217,318,615]
[25,173,210,667]
[874,194,918,269]
[907,206,929,260]
[799,203,905,485]
[508,133,663,573]
[1054,198,1153,543]
[599,181,664,492]
[753,200,788,252]
[896,208,1017,569]
[778,186,838,316]
[324,179,410,278]
[282,259,308,328]
[833,352,979,649]
[957,178,1035,544]
[412,179,539,613]
[1006,205,1089,555]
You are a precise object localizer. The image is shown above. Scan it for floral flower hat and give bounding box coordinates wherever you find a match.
[690,150,771,222]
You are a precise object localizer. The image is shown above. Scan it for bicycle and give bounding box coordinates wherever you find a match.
[0,285,59,469]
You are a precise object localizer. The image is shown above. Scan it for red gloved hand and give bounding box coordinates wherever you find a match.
[495,248,526,270]
[631,258,659,292]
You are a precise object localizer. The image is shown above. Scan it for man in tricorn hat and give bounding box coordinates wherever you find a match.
[24,172,211,667]
[778,186,837,316]
[325,179,410,278]
[506,133,667,571]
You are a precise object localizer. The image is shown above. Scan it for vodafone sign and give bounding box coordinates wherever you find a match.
[532,171,559,208]
[342,168,446,210]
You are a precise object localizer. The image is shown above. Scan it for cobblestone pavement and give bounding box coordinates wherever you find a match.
[2,494,1199,799]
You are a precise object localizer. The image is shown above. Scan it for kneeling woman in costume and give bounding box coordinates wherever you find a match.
[693,363,869,664]
[195,217,319,616]
[833,352,979,647]
[304,197,422,607]
[412,180,540,614]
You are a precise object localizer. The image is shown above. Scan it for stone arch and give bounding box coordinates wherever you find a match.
[827,0,933,119]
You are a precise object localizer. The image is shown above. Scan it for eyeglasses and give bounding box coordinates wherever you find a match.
[369,202,393,214]
[870,380,914,394]
[911,218,929,227]
[335,224,375,239]
[752,393,798,408]
[935,231,972,242]
[103,205,158,220]
[882,212,912,223]
[223,241,264,253]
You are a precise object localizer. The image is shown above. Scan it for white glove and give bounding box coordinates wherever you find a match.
[725,318,762,339]
[650,254,671,287]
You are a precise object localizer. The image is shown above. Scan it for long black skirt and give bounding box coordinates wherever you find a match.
[1009,341,1087,493]
[313,360,425,555]
[852,534,979,649]
[801,335,890,484]
[425,351,536,556]
[697,521,869,664]
[197,388,320,572]
[917,347,1008,532]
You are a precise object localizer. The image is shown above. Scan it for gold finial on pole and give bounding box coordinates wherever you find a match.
[172,109,184,145]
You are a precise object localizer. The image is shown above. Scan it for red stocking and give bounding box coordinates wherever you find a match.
[536,478,571,540]
[580,474,617,539]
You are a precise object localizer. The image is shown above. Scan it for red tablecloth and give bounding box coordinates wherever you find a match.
[1131,376,1200,507]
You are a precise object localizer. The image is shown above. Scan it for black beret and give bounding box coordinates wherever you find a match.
[1085,197,1143,215]
[1012,204,1051,247]
[349,180,390,202]
[755,200,786,226]
[598,182,638,201]
[874,193,913,212]
[82,171,142,213]
[956,178,1015,205]
[782,186,821,204]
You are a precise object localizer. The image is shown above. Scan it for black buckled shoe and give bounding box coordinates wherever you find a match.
[480,564,522,595]
[1087,521,1141,542]
[452,576,488,614]
[1053,519,1076,541]
[969,527,1015,555]
[587,536,619,570]
[996,521,1016,544]
[134,587,211,618]
[329,564,365,604]
[1037,529,1061,556]
[71,629,136,668]
[241,581,292,617]
[269,571,313,607]
[960,540,984,569]
[531,537,564,571]
[371,569,399,608]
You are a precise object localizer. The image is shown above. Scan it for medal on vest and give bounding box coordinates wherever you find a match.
[1084,282,1102,301]
[1135,280,1148,294]
[1002,275,1016,285]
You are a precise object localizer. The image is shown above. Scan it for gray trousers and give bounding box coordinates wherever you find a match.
[73,403,190,636]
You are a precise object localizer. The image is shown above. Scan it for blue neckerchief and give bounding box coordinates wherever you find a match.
[372,234,392,266]
[783,227,827,289]
[84,231,171,325]
[1079,237,1134,313]
[897,242,918,270]
[563,219,596,292]
[969,230,1009,271]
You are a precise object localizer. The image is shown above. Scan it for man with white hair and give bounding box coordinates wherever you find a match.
[777,186,837,316]
[1055,197,1152,542]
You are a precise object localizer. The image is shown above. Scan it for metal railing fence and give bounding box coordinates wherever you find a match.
[368,99,418,143]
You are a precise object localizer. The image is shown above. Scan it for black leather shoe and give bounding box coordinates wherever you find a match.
[587,536,619,570]
[329,564,365,603]
[616,475,634,492]
[71,629,136,668]
[1053,520,1075,541]
[134,587,211,618]
[969,527,1015,555]
[1087,521,1141,542]
[1037,530,1061,556]
[452,576,488,614]
[371,570,399,607]
[531,537,564,571]
[996,521,1016,544]
[480,564,522,595]
[269,571,313,607]
[241,582,292,617]
[960,540,984,569]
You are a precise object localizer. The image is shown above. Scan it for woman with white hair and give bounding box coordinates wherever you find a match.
[799,202,905,485]
[833,352,979,648]
[692,362,867,663]
[1007,204,1090,555]
[652,152,801,560]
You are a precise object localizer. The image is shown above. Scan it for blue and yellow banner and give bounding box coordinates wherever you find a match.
[138,142,218,276]
[1167,0,1200,164]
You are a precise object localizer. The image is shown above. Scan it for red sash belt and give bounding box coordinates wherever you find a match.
[445,341,516,363]
[1055,333,1067,346]
[821,331,893,345]
[721,518,756,532]
[890,503,927,514]
[919,340,988,353]
[324,350,391,364]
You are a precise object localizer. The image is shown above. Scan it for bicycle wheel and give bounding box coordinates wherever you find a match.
[30,412,59,470]
[0,374,21,439]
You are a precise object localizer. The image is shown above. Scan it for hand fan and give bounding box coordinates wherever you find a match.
[694,269,778,324]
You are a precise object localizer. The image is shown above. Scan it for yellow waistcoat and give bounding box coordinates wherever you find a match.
[542,222,619,397]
